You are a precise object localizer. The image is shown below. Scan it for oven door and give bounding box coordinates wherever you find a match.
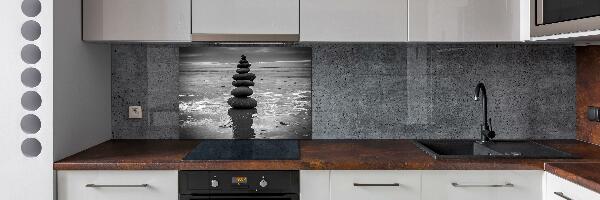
[180,194,299,200]
[533,0,600,37]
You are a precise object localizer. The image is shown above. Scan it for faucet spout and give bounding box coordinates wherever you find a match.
[474,82,495,143]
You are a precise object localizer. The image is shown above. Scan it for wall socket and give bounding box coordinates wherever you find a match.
[128,106,143,119]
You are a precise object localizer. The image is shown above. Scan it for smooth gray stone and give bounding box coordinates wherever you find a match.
[231,87,253,97]
[237,63,251,68]
[232,80,254,87]
[236,68,250,74]
[227,97,257,109]
[233,73,256,81]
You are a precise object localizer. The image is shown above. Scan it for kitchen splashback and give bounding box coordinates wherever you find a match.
[112,43,576,139]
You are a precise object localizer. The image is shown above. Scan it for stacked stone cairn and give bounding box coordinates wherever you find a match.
[227,55,257,109]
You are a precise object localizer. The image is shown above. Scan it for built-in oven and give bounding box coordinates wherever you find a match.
[179,171,299,200]
[532,0,600,37]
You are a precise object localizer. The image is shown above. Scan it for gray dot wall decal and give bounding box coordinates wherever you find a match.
[21,114,41,134]
[21,91,42,111]
[21,0,41,17]
[21,138,42,157]
[21,44,41,64]
[21,0,43,159]
[21,20,41,41]
[21,68,41,88]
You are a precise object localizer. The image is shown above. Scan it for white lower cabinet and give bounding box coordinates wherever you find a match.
[329,170,421,200]
[57,170,600,200]
[57,170,178,200]
[545,172,600,200]
[301,170,547,200]
[422,170,543,200]
[300,170,331,200]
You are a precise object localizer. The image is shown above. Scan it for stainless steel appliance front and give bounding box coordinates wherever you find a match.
[532,0,600,37]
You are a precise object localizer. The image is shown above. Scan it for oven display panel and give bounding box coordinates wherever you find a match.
[232,176,248,186]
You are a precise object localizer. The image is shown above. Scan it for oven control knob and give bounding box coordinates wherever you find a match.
[259,179,268,188]
[210,179,219,188]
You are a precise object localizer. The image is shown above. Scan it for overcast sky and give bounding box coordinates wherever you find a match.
[180,47,312,64]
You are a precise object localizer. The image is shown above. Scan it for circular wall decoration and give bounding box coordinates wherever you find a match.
[21,0,44,160]
[21,68,41,88]
[21,91,42,111]
[20,114,41,134]
[21,0,41,17]
[21,138,42,157]
[21,44,41,64]
[21,20,41,41]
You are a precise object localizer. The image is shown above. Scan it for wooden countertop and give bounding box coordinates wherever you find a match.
[54,139,600,170]
[545,162,600,194]
[54,139,600,194]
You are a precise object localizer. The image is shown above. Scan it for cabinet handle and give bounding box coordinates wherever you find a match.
[353,183,400,187]
[85,184,149,188]
[451,182,514,188]
[553,192,573,200]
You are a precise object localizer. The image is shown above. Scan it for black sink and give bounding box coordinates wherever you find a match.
[413,140,577,160]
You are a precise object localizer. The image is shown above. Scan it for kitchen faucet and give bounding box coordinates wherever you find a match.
[474,82,495,143]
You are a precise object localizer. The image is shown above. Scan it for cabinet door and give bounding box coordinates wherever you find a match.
[300,0,408,42]
[82,0,191,41]
[409,0,529,42]
[300,170,330,200]
[330,170,420,200]
[191,0,299,40]
[546,172,600,200]
[422,170,543,200]
[57,170,178,200]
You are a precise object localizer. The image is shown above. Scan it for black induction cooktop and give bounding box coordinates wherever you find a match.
[183,140,300,160]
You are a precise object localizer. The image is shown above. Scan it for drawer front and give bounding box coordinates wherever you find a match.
[57,170,178,200]
[330,170,421,200]
[546,173,600,200]
[422,170,543,200]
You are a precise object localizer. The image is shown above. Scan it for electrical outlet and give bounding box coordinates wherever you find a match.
[129,106,143,119]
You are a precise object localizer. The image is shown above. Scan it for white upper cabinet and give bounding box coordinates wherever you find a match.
[191,0,300,41]
[300,0,408,42]
[82,0,191,42]
[409,0,530,42]
[80,0,532,42]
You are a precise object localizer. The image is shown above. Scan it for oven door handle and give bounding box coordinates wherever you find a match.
[180,194,299,200]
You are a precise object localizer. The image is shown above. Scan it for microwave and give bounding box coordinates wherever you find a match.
[532,0,600,37]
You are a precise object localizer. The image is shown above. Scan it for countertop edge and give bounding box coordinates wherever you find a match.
[545,162,600,194]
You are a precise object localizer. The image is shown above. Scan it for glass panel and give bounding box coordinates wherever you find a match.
[542,0,600,24]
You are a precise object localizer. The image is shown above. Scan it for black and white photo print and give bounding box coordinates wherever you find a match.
[179,47,312,139]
